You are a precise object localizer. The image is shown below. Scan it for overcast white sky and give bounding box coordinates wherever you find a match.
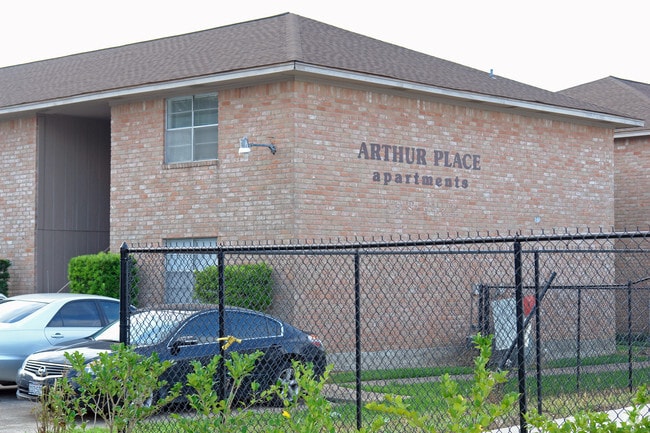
[2,0,649,91]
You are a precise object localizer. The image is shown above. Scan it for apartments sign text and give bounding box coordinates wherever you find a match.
[357,142,481,189]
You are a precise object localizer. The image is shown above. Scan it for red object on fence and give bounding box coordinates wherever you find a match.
[524,295,536,317]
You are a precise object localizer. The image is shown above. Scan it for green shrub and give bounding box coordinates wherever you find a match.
[526,385,649,433]
[194,262,273,311]
[0,259,10,297]
[265,362,337,433]
[68,252,138,303]
[33,377,79,433]
[66,343,181,433]
[365,333,518,433]
[173,351,265,433]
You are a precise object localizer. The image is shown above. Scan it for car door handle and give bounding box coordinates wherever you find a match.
[50,333,64,339]
[218,335,242,350]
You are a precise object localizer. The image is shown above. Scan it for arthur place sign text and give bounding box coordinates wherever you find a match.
[357,142,481,189]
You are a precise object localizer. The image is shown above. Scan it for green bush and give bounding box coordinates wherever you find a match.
[265,362,337,433]
[194,262,273,311]
[68,252,138,303]
[33,377,78,433]
[0,259,10,297]
[66,343,181,433]
[526,385,649,432]
[173,351,265,433]
[365,333,518,433]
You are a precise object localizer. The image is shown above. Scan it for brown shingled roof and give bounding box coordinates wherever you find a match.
[560,76,650,133]
[0,13,638,121]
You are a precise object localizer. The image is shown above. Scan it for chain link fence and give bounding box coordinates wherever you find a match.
[119,229,649,432]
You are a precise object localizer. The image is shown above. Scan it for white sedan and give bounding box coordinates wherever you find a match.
[0,293,122,385]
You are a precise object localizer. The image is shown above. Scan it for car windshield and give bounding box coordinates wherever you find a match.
[0,300,46,323]
[92,310,193,346]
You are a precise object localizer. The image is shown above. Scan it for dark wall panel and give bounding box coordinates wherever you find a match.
[36,115,110,292]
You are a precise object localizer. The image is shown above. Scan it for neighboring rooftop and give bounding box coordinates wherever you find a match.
[561,76,650,136]
[0,13,642,127]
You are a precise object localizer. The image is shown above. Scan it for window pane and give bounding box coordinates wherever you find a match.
[165,239,193,272]
[164,271,195,304]
[194,108,218,126]
[194,126,217,145]
[164,238,217,303]
[165,129,192,163]
[165,239,195,303]
[169,112,192,129]
[179,312,219,343]
[226,312,278,339]
[194,144,217,161]
[193,238,217,269]
[166,128,191,147]
[167,98,192,129]
[49,301,101,327]
[169,98,192,114]
[100,301,120,324]
[0,300,45,323]
[165,94,219,163]
[166,145,192,163]
[194,94,218,110]
[193,126,218,161]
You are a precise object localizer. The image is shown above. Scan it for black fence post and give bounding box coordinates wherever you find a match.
[478,284,491,336]
[626,280,633,392]
[119,242,130,345]
[576,287,582,393]
[514,240,527,433]
[217,248,226,400]
[354,249,362,432]
[534,251,542,415]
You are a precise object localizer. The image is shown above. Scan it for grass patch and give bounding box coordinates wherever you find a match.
[355,366,650,426]
[545,346,649,369]
[78,366,649,433]
[330,365,473,384]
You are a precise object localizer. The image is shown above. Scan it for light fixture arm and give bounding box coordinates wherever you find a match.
[239,137,276,155]
[249,142,276,154]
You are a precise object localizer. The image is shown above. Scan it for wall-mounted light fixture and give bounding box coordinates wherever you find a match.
[238,137,276,155]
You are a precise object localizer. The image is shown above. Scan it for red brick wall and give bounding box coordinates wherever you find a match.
[110,80,616,247]
[107,82,620,362]
[615,136,650,229]
[613,135,649,335]
[290,81,614,238]
[110,83,299,247]
[0,117,37,295]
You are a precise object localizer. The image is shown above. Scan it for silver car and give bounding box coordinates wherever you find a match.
[0,293,121,385]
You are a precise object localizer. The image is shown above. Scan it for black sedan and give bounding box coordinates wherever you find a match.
[16,306,326,405]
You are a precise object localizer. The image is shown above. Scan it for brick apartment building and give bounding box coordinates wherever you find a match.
[560,77,650,336]
[0,13,644,297]
[560,77,650,232]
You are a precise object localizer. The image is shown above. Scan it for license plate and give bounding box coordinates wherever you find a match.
[28,381,43,396]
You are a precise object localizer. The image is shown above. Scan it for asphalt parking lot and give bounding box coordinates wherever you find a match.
[0,385,38,433]
[0,385,109,433]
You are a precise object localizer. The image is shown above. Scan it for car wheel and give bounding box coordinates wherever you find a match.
[273,361,299,406]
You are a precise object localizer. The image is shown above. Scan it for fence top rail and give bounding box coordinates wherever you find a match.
[120,228,649,254]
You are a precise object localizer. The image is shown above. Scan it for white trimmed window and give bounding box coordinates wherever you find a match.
[164,238,217,303]
[165,94,218,163]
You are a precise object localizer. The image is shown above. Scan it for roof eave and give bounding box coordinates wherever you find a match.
[614,129,650,139]
[0,63,298,118]
[0,62,643,129]
[293,64,643,129]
